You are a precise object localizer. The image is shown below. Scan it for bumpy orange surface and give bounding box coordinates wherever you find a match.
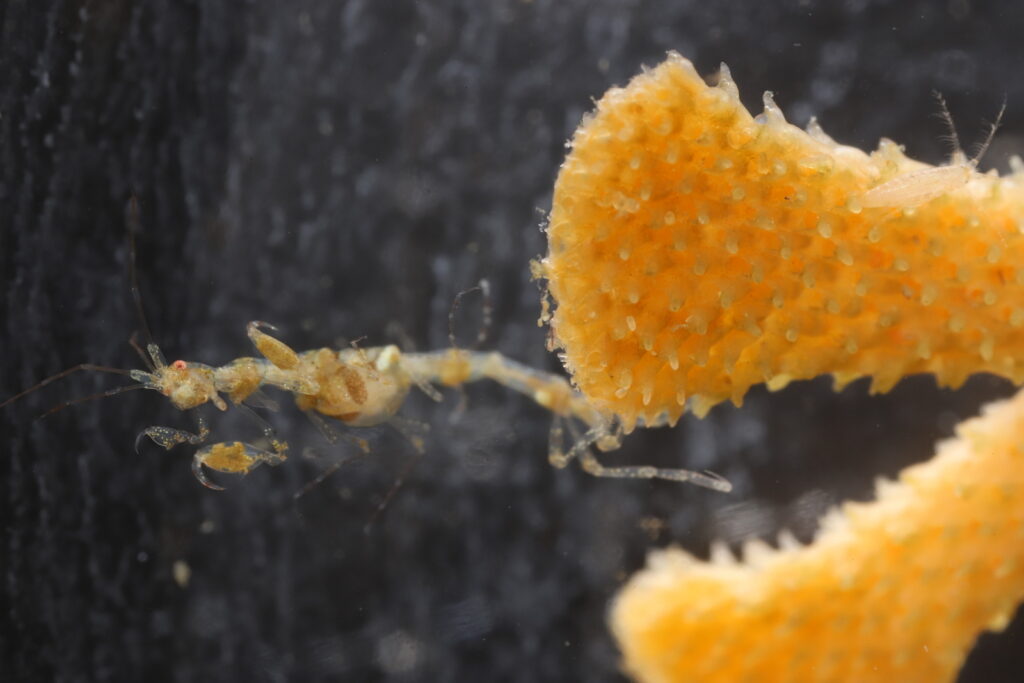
[612,387,1024,682]
[542,52,1024,430]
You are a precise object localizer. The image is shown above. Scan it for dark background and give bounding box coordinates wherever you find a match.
[3,1,1024,681]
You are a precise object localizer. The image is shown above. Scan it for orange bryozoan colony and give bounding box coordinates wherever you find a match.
[539,52,1024,682]
[540,52,1024,429]
[613,391,1024,682]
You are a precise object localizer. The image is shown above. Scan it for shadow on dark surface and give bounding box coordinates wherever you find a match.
[3,1,1024,681]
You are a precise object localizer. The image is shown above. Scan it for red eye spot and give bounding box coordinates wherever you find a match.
[172,360,187,370]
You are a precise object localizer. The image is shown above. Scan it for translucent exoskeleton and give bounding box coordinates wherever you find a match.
[4,321,731,492]
[861,92,1006,209]
[167,319,731,490]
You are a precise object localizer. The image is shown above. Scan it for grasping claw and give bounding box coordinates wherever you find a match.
[191,441,288,491]
[135,423,208,453]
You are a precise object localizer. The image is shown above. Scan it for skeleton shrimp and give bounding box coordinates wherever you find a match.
[2,320,732,493]
[861,91,1006,208]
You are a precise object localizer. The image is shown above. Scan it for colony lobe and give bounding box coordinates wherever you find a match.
[611,387,1024,682]
[542,51,1024,428]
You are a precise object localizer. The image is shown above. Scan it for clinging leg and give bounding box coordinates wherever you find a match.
[245,321,320,395]
[400,349,732,492]
[306,410,371,452]
[137,404,288,490]
[577,450,732,491]
[191,441,287,491]
[247,321,300,369]
[291,411,375,499]
[136,412,211,453]
[190,403,289,490]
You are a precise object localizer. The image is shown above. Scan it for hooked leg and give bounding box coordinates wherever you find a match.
[191,403,289,490]
[362,415,431,532]
[306,410,371,453]
[247,321,300,370]
[136,413,211,452]
[246,321,320,396]
[299,410,426,476]
[548,414,732,492]
[290,411,375,500]
[301,409,428,526]
[191,441,286,491]
[576,449,732,492]
[548,416,620,469]
[402,349,732,491]
[246,321,322,398]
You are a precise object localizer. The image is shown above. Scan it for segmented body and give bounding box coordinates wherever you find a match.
[122,321,729,491]
[860,162,973,208]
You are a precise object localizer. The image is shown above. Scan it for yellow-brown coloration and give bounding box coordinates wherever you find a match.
[219,358,264,404]
[249,322,301,370]
[202,442,261,474]
[612,387,1024,682]
[110,322,684,489]
[293,347,401,425]
[437,349,474,387]
[159,362,223,411]
[543,52,1024,429]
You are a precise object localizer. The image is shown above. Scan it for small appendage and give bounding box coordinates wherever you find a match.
[548,417,621,470]
[306,410,371,453]
[548,418,570,469]
[577,449,732,492]
[192,440,288,491]
[247,321,300,370]
[188,402,291,490]
[388,414,430,454]
[135,416,210,452]
[400,349,731,491]
[548,415,731,492]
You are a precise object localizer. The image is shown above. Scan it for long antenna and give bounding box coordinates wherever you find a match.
[38,384,146,419]
[971,96,1007,167]
[932,90,962,162]
[128,331,154,372]
[2,198,160,418]
[126,196,156,363]
[0,364,134,410]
